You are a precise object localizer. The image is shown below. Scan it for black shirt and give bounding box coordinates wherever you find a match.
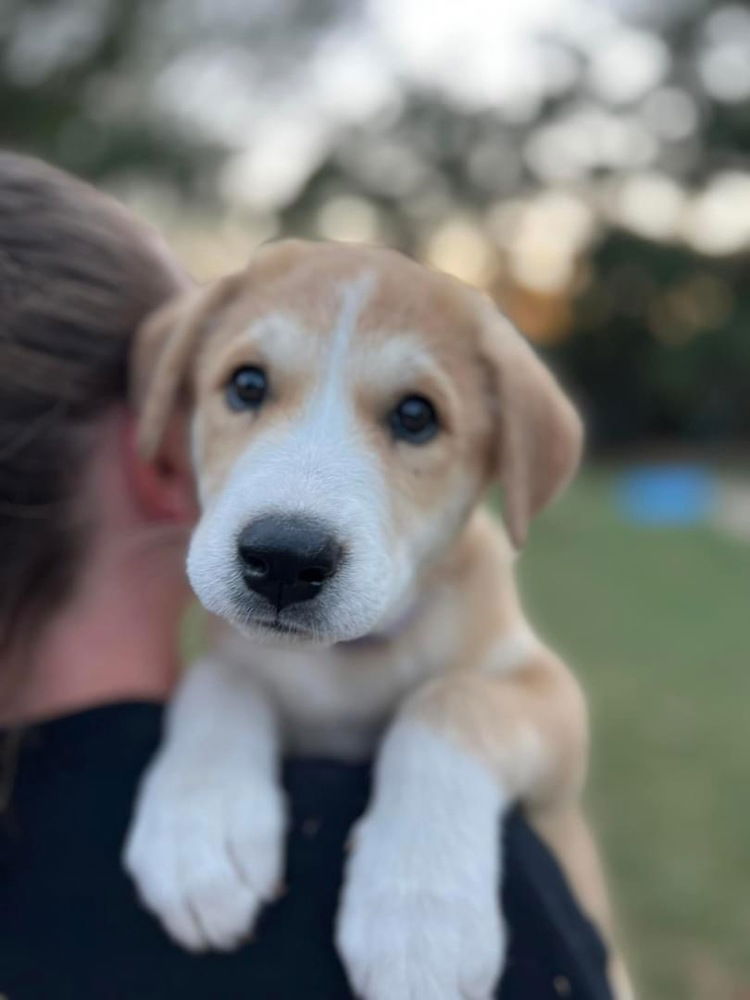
[0,702,611,999]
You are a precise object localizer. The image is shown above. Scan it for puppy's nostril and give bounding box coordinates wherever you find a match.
[242,556,269,579]
[297,565,331,587]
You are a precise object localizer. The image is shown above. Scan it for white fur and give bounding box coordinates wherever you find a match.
[218,597,458,759]
[337,718,507,1000]
[353,333,448,395]
[483,625,538,674]
[246,311,320,375]
[123,656,284,951]
[127,269,521,994]
[186,272,415,643]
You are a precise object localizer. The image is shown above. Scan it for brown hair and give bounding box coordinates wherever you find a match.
[0,152,185,652]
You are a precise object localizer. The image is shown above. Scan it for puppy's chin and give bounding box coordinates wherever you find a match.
[229,615,382,646]
[233,618,332,648]
[199,589,389,648]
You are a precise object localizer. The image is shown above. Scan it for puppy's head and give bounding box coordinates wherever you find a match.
[132,240,581,644]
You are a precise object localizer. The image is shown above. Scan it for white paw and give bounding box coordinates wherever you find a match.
[123,761,285,952]
[336,816,505,1000]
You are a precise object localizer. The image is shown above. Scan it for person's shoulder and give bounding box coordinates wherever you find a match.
[0,706,611,1000]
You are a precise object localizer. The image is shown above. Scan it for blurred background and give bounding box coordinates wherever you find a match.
[1,0,748,995]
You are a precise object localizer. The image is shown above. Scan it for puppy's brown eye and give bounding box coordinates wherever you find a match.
[227,366,267,411]
[389,395,439,445]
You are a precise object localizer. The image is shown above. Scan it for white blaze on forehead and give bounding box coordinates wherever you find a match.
[272,267,381,517]
[314,270,376,412]
[279,269,379,467]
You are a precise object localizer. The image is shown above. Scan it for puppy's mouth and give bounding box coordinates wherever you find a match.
[230,598,327,643]
[252,616,315,639]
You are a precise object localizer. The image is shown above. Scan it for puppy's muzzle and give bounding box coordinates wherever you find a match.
[237,515,342,612]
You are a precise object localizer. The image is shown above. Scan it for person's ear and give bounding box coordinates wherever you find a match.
[122,410,197,524]
[475,296,583,549]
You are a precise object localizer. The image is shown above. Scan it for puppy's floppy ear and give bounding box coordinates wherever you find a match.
[130,273,245,460]
[130,287,208,461]
[476,297,583,549]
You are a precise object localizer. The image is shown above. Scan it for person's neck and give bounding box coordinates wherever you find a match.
[0,527,188,727]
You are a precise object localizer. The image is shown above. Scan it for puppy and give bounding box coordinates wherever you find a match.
[124,240,631,999]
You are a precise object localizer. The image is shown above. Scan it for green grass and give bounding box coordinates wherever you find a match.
[515,468,750,999]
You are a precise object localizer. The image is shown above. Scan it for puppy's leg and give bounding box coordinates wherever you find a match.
[529,804,635,1000]
[337,655,599,1000]
[337,711,507,1000]
[123,656,285,952]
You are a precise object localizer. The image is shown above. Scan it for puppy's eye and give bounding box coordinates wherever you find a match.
[226,366,268,411]
[389,395,439,445]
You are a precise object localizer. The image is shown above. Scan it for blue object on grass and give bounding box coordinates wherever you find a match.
[616,464,716,525]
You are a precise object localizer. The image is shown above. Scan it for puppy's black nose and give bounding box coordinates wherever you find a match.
[237,515,342,611]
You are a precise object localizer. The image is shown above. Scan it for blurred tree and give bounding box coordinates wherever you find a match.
[554,232,750,446]
[0,0,215,191]
[0,0,347,194]
[1,0,748,447]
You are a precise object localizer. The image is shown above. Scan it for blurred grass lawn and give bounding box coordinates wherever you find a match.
[516,467,750,1000]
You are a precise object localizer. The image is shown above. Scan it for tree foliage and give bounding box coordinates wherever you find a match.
[1,0,748,446]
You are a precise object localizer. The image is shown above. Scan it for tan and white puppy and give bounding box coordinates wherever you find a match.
[124,240,631,999]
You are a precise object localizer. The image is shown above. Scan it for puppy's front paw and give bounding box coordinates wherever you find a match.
[123,761,285,952]
[337,816,504,1000]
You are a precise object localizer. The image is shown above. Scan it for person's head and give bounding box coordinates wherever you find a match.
[0,152,194,668]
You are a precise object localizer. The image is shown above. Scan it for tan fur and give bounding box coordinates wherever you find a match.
[132,239,631,997]
[475,301,584,548]
[133,272,249,459]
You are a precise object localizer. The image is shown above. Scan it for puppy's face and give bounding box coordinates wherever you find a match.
[133,241,581,644]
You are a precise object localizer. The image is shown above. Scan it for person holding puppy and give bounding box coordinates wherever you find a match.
[0,152,613,999]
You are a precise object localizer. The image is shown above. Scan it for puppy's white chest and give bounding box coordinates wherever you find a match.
[224,634,436,760]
